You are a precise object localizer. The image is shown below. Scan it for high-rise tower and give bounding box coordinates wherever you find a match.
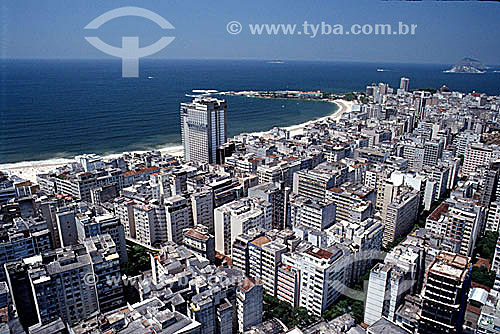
[180,97,227,164]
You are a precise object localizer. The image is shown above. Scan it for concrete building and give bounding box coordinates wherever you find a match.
[487,201,500,233]
[0,217,52,281]
[76,213,128,265]
[367,318,409,334]
[75,154,105,172]
[281,245,350,316]
[27,248,99,326]
[50,169,123,203]
[181,97,227,164]
[55,208,78,247]
[418,252,471,334]
[463,143,500,176]
[455,131,481,157]
[327,217,384,284]
[83,234,125,313]
[190,188,214,234]
[292,169,337,201]
[259,240,288,296]
[214,198,272,256]
[382,189,420,246]
[132,202,166,247]
[325,183,375,223]
[236,278,263,333]
[248,182,285,230]
[70,297,201,334]
[256,164,283,185]
[425,198,484,257]
[113,196,137,239]
[364,241,424,326]
[183,226,216,262]
[400,77,410,92]
[477,306,500,334]
[165,195,193,244]
[289,195,336,231]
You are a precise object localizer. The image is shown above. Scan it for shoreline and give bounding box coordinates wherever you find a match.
[0,99,353,182]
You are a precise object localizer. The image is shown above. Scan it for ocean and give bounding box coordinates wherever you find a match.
[1,59,500,165]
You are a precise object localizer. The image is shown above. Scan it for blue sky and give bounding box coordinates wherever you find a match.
[3,0,500,64]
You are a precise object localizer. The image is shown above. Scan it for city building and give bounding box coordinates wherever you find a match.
[236,278,263,333]
[214,198,272,256]
[183,226,216,262]
[418,252,471,334]
[288,195,336,231]
[382,189,420,246]
[248,182,285,230]
[463,143,500,176]
[281,245,350,316]
[181,97,227,164]
[400,77,410,92]
[75,213,128,264]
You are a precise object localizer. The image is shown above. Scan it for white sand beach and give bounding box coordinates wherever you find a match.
[285,99,353,137]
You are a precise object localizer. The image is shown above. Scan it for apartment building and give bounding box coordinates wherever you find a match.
[236,278,263,333]
[463,143,500,176]
[181,97,227,164]
[418,252,471,334]
[165,195,193,244]
[280,245,350,316]
[382,189,420,246]
[425,198,484,257]
[288,195,336,231]
[214,198,272,256]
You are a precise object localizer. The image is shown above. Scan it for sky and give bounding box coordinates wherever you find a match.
[2,0,500,64]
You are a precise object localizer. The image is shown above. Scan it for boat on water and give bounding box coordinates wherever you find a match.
[377,69,386,72]
[268,60,284,64]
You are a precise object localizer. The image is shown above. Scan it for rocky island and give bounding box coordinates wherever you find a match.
[444,57,489,73]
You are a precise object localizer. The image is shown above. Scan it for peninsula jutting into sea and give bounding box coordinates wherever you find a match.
[1,75,500,334]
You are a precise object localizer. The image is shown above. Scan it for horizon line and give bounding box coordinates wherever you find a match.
[2,57,498,67]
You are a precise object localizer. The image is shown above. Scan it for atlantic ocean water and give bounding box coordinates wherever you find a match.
[1,59,500,164]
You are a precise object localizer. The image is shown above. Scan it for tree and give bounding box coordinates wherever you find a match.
[124,244,151,276]
[471,266,496,288]
[323,296,364,324]
[474,231,499,262]
[263,293,318,329]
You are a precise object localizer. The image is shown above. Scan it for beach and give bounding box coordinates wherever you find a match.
[285,99,353,136]
[0,99,352,183]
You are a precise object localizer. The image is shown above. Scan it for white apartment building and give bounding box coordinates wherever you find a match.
[165,195,193,245]
[180,97,227,164]
[133,204,163,246]
[214,198,272,256]
[190,188,214,234]
[486,201,500,233]
[425,198,484,257]
[281,246,350,316]
[463,143,500,176]
[383,189,420,246]
[364,242,423,326]
[289,195,336,231]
